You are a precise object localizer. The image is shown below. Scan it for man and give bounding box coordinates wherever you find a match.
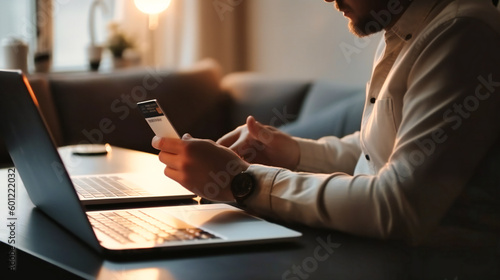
[153,0,500,246]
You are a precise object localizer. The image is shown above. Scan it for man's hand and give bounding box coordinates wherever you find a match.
[217,116,300,170]
[152,134,250,202]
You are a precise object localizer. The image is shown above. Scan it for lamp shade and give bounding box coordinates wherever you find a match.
[134,0,171,15]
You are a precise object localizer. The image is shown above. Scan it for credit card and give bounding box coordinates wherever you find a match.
[137,99,180,139]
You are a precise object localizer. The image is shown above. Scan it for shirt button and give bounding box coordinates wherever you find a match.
[370,97,376,104]
[365,154,371,161]
[405,34,413,40]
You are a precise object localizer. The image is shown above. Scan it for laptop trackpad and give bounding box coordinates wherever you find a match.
[188,209,261,224]
[154,205,263,238]
[166,206,262,226]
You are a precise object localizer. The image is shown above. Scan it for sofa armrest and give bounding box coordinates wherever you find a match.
[221,72,311,129]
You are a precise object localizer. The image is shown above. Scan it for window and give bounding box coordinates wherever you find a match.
[52,0,114,71]
[0,0,35,69]
[1,0,115,72]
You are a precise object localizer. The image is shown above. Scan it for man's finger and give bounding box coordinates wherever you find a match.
[152,136,183,153]
[216,127,243,147]
[163,166,184,186]
[158,151,181,170]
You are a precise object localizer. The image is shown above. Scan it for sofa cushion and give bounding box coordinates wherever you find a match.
[280,82,365,139]
[221,73,310,128]
[297,81,364,122]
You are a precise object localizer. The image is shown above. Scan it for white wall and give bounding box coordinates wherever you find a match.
[246,0,382,87]
[245,1,500,86]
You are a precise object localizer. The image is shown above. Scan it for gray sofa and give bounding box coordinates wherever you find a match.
[0,59,365,167]
[222,73,365,139]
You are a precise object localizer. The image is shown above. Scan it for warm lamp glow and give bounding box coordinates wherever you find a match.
[134,0,171,15]
[134,0,171,29]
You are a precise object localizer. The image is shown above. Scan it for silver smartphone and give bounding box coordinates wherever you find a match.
[137,99,180,139]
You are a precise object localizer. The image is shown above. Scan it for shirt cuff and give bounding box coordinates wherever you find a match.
[242,164,283,214]
[294,137,322,171]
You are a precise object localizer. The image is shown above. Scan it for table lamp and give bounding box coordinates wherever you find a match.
[134,0,172,30]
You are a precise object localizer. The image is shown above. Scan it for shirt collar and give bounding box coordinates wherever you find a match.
[388,0,442,41]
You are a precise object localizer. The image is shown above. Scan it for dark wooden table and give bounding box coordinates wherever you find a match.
[1,146,498,279]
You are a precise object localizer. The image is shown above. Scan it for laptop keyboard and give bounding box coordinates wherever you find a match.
[88,210,219,244]
[73,176,151,198]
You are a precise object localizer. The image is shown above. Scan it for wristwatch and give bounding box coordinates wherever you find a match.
[231,171,256,205]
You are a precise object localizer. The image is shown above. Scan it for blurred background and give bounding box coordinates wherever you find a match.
[0,0,384,87]
[4,0,497,87]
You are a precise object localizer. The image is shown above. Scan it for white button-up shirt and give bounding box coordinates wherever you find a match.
[245,0,500,244]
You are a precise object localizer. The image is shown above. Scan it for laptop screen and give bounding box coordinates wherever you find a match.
[0,71,101,252]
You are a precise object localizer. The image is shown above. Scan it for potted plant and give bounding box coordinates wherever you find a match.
[107,22,135,68]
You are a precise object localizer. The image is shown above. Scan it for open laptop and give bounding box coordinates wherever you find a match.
[0,70,195,206]
[72,171,195,205]
[0,70,301,256]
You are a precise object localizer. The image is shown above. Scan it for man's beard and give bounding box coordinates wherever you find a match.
[336,0,385,38]
[348,17,384,38]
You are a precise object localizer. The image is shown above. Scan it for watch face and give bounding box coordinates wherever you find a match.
[232,172,255,199]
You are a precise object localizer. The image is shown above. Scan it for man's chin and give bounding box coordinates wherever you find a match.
[348,20,383,38]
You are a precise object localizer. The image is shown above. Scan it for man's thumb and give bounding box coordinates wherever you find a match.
[247,116,268,140]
